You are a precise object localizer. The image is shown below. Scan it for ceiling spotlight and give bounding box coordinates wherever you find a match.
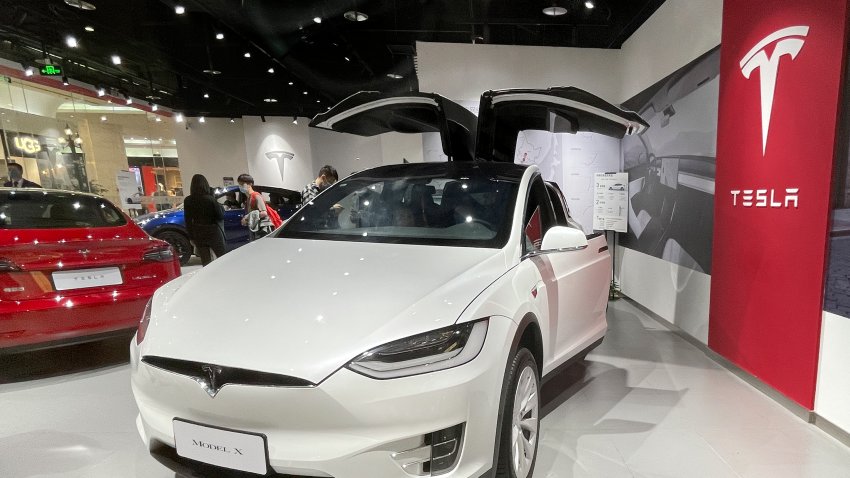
[151,104,158,111]
[313,16,322,24]
[84,25,94,32]
[64,0,96,11]
[288,81,294,85]
[244,52,251,58]
[343,10,368,22]
[229,118,235,123]
[303,91,308,95]
[175,5,185,14]
[316,99,320,103]
[203,93,209,99]
[386,73,403,79]
[215,33,224,40]
[292,116,298,125]
[66,36,79,48]
[199,116,206,123]
[263,98,278,103]
[24,67,34,77]
[100,115,107,122]
[97,87,106,96]
[62,75,70,86]
[585,1,595,8]
[125,96,132,105]
[267,67,275,74]
[542,5,568,16]
[175,113,184,123]
[111,55,121,65]
[344,56,350,62]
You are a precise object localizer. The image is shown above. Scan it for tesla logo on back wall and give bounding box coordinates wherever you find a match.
[739,25,809,155]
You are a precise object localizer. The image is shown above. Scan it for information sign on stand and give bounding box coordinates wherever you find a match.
[592,172,629,233]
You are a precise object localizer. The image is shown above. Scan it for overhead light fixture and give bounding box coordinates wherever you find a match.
[387,73,403,79]
[97,87,106,96]
[100,115,107,122]
[292,116,298,125]
[124,94,132,105]
[175,113,184,123]
[64,0,96,11]
[313,17,322,24]
[267,67,275,74]
[24,67,34,77]
[84,25,94,32]
[288,81,294,85]
[66,36,79,48]
[316,99,320,103]
[64,125,73,136]
[175,5,185,14]
[344,56,350,62]
[111,55,121,65]
[343,11,368,22]
[263,98,278,103]
[62,75,70,86]
[542,5,568,16]
[203,69,222,75]
[229,118,235,123]
[199,116,206,123]
[74,134,83,145]
[303,91,308,95]
[215,33,224,40]
[151,104,158,111]
[155,117,162,122]
[244,52,251,58]
[203,93,209,99]
[585,1,595,8]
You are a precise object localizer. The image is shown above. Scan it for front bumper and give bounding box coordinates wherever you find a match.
[131,316,516,478]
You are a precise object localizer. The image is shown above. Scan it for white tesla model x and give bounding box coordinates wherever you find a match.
[131,87,647,478]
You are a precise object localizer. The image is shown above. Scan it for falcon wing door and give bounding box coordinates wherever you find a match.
[310,91,477,161]
[475,87,649,162]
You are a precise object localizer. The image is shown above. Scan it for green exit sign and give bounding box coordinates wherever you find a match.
[40,65,63,76]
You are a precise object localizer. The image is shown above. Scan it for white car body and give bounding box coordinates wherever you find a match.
[131,88,646,478]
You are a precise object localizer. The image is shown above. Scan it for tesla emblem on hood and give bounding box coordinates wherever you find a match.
[740,26,809,155]
[194,364,225,398]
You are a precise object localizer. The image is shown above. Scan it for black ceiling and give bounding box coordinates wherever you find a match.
[0,0,665,118]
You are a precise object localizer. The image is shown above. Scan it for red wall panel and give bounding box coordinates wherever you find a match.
[710,0,849,408]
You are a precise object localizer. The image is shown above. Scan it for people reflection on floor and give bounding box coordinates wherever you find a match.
[184,174,226,266]
[3,162,41,188]
[238,173,273,240]
[301,165,338,205]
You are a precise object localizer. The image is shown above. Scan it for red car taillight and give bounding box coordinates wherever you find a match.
[142,246,175,263]
[0,258,21,272]
[136,298,152,345]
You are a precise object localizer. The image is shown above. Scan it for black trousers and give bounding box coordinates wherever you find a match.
[196,240,227,266]
[190,225,227,266]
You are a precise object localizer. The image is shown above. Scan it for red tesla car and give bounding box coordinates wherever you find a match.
[0,188,181,352]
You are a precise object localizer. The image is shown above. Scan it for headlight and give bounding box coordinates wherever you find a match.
[347,320,488,379]
[136,298,152,345]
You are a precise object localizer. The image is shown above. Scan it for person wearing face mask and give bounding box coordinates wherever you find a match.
[238,173,273,240]
[3,162,41,188]
[300,165,338,206]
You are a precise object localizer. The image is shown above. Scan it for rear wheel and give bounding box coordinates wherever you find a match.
[496,347,540,478]
[155,230,192,265]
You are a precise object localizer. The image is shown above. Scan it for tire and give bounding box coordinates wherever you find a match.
[155,230,192,266]
[495,348,541,478]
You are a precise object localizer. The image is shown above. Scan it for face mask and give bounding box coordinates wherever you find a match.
[9,169,22,181]
[238,185,248,193]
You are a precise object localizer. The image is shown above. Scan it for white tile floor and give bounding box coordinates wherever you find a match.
[2,299,850,477]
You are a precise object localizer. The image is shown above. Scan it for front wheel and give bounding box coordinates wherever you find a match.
[496,347,540,478]
[155,231,192,265]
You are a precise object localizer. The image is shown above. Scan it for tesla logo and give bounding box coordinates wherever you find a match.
[197,364,224,398]
[74,274,105,281]
[266,150,295,182]
[730,188,799,208]
[740,26,809,155]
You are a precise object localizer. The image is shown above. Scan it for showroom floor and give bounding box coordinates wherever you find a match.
[2,296,850,477]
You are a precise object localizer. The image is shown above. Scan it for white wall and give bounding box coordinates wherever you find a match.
[309,128,383,180]
[619,0,723,102]
[242,116,313,191]
[173,118,248,188]
[816,311,850,433]
[417,42,621,102]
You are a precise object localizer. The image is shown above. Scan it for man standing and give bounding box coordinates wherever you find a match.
[3,163,41,188]
[301,165,338,205]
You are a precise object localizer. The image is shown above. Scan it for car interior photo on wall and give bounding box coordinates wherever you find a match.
[130,87,648,478]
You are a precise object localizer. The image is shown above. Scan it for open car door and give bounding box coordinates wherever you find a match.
[475,86,649,162]
[310,91,477,161]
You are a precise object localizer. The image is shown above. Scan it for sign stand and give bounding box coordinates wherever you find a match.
[592,172,629,300]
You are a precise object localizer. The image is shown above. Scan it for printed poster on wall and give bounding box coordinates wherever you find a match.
[116,170,143,211]
[593,172,628,232]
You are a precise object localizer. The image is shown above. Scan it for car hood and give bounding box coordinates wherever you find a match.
[141,238,511,383]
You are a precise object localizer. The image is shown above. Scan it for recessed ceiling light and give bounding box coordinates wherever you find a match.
[387,73,403,79]
[229,118,236,123]
[313,16,322,24]
[203,93,209,98]
[343,11,368,22]
[542,6,568,16]
[316,99,320,103]
[66,36,78,48]
[244,52,251,58]
[64,0,96,11]
[303,91,308,95]
[263,98,278,103]
[203,69,222,75]
[267,67,275,74]
[175,5,185,14]
[215,33,224,40]
[344,56,350,62]
[111,55,121,65]
[288,81,294,85]
[84,25,94,32]
[585,1,595,8]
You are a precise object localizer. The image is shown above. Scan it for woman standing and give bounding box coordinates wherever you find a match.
[184,174,227,266]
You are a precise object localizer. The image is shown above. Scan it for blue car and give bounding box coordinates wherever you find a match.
[135,185,301,264]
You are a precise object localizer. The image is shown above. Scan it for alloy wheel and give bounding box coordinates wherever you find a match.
[510,364,539,478]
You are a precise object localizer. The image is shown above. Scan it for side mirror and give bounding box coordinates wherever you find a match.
[541,226,588,252]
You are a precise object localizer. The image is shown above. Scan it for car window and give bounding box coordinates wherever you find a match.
[279,168,519,248]
[0,191,127,229]
[216,190,244,211]
[523,176,557,254]
[546,182,569,227]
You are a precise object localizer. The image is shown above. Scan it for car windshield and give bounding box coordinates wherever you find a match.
[277,163,521,248]
[0,190,127,229]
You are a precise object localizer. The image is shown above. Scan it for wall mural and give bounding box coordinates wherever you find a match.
[619,47,720,274]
